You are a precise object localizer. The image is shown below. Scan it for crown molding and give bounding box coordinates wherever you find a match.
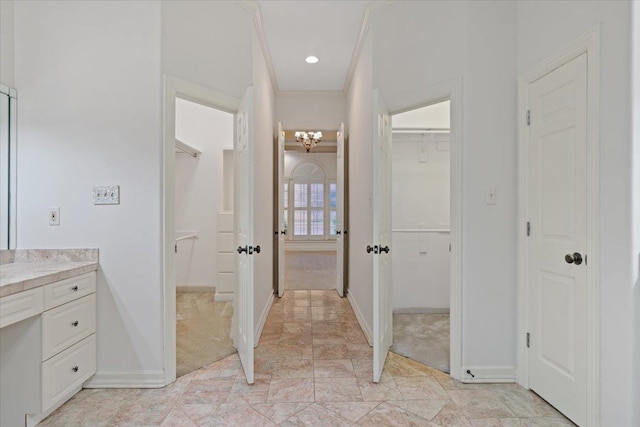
[236,1,280,92]
[342,0,396,94]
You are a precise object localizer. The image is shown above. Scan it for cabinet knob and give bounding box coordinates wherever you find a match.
[72,366,79,373]
[71,286,79,292]
[72,321,79,327]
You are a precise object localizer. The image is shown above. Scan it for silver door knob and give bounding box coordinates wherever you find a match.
[565,252,583,265]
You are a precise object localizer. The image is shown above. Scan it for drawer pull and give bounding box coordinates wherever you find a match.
[72,320,79,327]
[71,286,79,292]
[72,366,79,373]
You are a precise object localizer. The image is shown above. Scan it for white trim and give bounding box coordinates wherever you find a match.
[26,385,82,427]
[348,292,373,346]
[460,366,517,383]
[393,307,450,314]
[254,292,274,346]
[163,75,240,386]
[517,26,600,427]
[385,78,463,381]
[214,292,234,302]
[83,371,165,388]
[343,1,396,94]
[236,1,279,92]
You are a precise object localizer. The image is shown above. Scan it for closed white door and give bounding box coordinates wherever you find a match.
[234,87,255,384]
[277,123,285,297]
[527,53,587,425]
[336,123,345,297]
[372,91,393,383]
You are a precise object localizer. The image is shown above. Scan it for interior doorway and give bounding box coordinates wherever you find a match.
[275,126,346,295]
[173,97,236,377]
[389,100,452,374]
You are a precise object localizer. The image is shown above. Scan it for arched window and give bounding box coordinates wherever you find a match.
[286,161,336,241]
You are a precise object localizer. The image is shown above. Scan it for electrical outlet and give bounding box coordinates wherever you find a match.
[93,185,120,205]
[49,207,60,226]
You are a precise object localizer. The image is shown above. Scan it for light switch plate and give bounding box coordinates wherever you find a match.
[93,185,120,205]
[49,207,60,226]
[485,187,497,205]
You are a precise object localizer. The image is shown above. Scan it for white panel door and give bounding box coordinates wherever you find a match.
[527,53,587,425]
[372,91,393,383]
[336,123,345,297]
[277,122,285,297]
[234,87,255,384]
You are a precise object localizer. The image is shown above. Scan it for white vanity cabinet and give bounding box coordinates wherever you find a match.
[0,271,97,427]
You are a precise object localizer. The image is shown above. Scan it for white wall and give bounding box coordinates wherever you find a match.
[174,98,233,289]
[392,101,450,129]
[252,29,276,335]
[373,0,518,371]
[346,31,374,340]
[276,92,346,130]
[15,0,164,379]
[391,133,450,310]
[517,2,634,424]
[0,0,14,87]
[633,4,640,424]
[162,1,253,100]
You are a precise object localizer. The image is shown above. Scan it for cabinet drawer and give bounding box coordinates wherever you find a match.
[42,334,96,412]
[0,287,44,329]
[44,272,96,310]
[42,294,96,361]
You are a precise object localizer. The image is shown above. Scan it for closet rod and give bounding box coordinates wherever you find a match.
[175,139,202,158]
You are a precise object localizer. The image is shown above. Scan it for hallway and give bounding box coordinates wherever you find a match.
[39,290,575,426]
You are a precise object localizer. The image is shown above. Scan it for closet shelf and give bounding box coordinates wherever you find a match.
[175,232,199,242]
[175,139,202,158]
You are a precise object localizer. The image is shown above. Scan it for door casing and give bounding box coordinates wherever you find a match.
[517,26,600,427]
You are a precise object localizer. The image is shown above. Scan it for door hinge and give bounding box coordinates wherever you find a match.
[585,254,587,265]
[526,110,531,126]
[526,221,531,236]
[526,332,530,348]
[449,243,451,252]
[175,244,178,253]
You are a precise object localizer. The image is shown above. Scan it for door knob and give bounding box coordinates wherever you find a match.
[237,246,248,254]
[254,245,261,254]
[366,245,379,254]
[281,230,286,235]
[565,252,583,265]
[380,246,390,253]
[336,230,342,235]
[366,245,373,253]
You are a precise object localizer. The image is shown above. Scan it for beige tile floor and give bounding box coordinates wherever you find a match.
[40,290,575,426]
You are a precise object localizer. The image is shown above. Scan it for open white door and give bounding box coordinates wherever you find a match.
[277,122,285,297]
[336,123,345,297]
[527,53,588,425]
[372,91,393,383]
[234,87,254,384]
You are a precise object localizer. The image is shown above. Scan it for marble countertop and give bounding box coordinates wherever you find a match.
[0,249,99,298]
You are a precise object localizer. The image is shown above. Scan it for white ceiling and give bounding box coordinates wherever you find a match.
[257,1,370,92]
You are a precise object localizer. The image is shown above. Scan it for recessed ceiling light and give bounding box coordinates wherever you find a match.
[305,56,319,64]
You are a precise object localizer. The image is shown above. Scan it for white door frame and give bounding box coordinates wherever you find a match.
[162,75,240,385]
[386,78,463,381]
[517,27,600,426]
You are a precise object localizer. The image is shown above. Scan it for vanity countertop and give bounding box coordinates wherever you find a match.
[0,249,99,298]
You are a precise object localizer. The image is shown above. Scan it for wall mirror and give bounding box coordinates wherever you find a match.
[0,84,17,250]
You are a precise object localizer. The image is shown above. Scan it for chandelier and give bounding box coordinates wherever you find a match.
[295,131,322,152]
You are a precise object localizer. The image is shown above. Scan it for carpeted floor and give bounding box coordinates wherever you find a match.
[284,250,336,290]
[391,313,450,374]
[176,291,235,378]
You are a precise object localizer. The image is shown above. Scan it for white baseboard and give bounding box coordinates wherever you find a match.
[215,292,234,302]
[83,370,166,388]
[460,366,517,383]
[254,292,275,346]
[393,307,450,314]
[347,292,373,346]
[285,241,336,251]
